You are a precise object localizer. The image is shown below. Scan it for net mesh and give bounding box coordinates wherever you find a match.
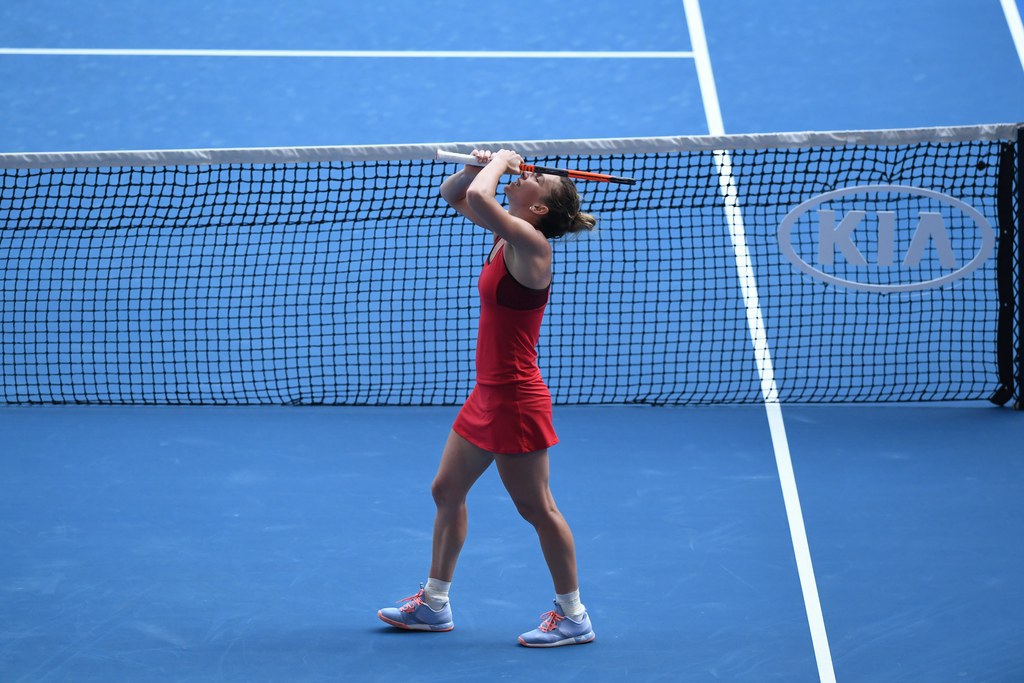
[0,127,1020,406]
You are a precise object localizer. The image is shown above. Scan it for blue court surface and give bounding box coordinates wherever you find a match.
[3,1,1024,681]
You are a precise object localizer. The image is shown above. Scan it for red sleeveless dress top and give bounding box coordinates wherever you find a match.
[452,242,559,454]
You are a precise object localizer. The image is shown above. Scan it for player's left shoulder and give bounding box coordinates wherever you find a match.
[503,238,552,289]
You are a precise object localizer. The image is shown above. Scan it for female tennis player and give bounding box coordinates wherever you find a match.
[377,149,597,647]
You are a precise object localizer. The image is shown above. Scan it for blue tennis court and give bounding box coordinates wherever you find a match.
[2,2,1024,681]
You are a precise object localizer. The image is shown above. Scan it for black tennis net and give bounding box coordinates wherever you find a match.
[1,125,1021,407]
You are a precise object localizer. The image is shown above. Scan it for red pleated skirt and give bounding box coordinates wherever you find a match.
[452,380,558,455]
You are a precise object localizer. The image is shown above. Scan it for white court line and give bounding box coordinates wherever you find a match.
[681,1,837,682]
[0,47,694,59]
[1000,0,1024,73]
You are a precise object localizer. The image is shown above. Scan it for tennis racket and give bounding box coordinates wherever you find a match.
[435,149,636,186]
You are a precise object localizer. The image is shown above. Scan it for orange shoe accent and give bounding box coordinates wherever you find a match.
[398,589,425,613]
[538,610,565,632]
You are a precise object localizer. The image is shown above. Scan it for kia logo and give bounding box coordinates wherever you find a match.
[777,185,995,292]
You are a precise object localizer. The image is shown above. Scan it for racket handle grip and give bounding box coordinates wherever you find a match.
[434,149,529,175]
[434,150,485,167]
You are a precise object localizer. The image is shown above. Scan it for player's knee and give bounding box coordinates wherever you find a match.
[431,477,465,509]
[512,498,558,527]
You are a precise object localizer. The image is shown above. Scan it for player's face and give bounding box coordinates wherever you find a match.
[505,170,547,209]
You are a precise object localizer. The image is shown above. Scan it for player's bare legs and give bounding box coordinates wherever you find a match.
[429,431,494,581]
[377,431,492,631]
[494,450,577,593]
[495,450,594,647]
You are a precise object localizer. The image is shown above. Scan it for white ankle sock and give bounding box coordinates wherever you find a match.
[556,589,585,620]
[423,578,451,611]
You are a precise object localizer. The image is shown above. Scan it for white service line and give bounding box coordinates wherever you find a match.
[1000,0,1024,73]
[681,1,837,682]
[0,47,694,60]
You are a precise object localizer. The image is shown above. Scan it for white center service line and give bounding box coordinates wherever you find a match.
[682,2,837,682]
[1000,0,1024,73]
[0,47,694,60]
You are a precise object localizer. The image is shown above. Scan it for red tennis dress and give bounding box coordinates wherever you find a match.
[452,242,558,455]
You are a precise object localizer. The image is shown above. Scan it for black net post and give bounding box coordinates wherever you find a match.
[1017,126,1024,409]
[991,140,1017,406]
